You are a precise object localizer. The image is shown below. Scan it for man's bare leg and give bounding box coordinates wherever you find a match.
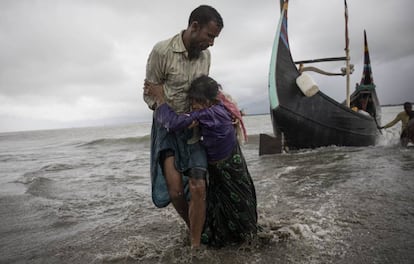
[163,156,190,228]
[188,177,206,249]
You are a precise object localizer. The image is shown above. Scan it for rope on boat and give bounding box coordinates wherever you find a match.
[299,64,354,77]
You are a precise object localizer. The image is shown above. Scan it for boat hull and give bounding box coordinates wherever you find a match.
[272,104,378,149]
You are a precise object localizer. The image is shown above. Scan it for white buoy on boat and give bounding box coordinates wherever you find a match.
[296,73,319,97]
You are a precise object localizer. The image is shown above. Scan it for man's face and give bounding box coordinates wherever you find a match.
[404,104,412,113]
[188,20,221,59]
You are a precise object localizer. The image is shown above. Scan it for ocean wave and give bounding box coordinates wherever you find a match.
[21,163,75,179]
[17,163,77,187]
[22,176,55,198]
[77,135,151,148]
[74,133,265,150]
[0,154,14,162]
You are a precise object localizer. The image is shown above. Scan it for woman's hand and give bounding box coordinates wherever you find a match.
[188,120,199,129]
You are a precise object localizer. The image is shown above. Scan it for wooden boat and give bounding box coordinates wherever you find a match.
[263,0,381,152]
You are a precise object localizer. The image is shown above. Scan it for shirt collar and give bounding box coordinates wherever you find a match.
[172,30,187,53]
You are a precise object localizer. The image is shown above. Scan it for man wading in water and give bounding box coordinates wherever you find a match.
[379,102,413,146]
[143,5,223,249]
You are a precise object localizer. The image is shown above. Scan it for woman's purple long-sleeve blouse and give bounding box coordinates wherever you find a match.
[155,102,236,161]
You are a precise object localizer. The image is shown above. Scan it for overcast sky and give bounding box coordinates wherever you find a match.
[1,0,413,132]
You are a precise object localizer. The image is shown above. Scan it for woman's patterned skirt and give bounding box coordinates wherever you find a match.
[201,143,258,247]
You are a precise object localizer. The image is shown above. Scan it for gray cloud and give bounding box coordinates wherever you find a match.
[0,0,413,132]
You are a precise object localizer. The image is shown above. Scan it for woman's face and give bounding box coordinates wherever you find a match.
[191,99,208,111]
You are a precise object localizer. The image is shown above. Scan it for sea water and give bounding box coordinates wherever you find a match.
[0,106,413,264]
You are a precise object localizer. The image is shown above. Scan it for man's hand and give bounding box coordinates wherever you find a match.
[144,80,165,106]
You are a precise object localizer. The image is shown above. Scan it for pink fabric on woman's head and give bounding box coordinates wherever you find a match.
[217,91,248,142]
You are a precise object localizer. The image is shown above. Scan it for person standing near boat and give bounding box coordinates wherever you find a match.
[379,102,413,146]
[148,75,258,248]
[142,5,223,249]
[407,111,414,145]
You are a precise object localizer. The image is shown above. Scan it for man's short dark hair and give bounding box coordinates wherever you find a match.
[188,5,223,29]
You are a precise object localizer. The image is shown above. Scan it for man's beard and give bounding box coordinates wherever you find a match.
[188,35,202,60]
[188,41,201,60]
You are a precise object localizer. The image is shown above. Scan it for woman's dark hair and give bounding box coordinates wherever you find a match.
[188,5,223,29]
[189,75,219,103]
